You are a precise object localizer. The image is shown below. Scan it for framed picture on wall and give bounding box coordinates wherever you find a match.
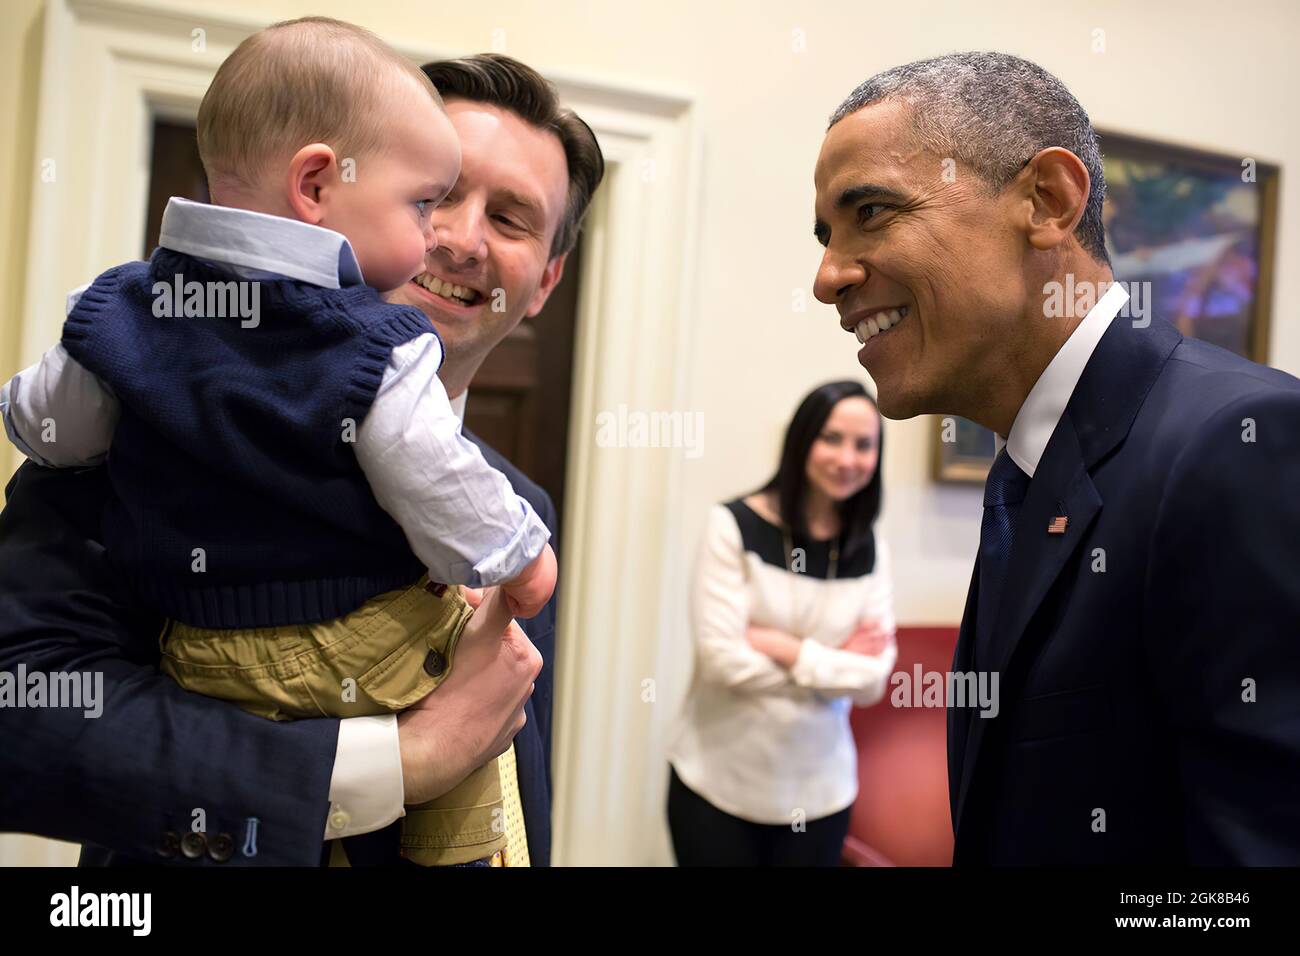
[932,130,1281,484]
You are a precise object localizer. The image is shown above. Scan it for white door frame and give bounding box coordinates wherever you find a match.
[14,0,702,866]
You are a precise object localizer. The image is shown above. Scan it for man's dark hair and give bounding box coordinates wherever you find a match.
[422,53,605,259]
[830,52,1110,265]
[761,380,883,561]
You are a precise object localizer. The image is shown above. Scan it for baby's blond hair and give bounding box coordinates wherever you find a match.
[197,17,442,194]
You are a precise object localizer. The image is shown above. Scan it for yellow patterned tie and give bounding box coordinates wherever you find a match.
[491,742,530,867]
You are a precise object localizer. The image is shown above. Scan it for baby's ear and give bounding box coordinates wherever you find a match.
[284,143,339,224]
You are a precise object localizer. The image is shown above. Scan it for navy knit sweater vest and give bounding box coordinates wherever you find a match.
[61,247,434,628]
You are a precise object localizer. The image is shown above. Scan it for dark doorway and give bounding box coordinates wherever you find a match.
[463,239,581,531]
[143,121,209,257]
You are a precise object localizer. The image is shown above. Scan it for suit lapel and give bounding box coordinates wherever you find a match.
[951,419,1101,838]
[948,315,1184,848]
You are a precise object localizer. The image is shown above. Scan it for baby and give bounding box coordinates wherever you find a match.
[0,17,555,866]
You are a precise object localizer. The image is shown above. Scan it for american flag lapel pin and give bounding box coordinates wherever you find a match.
[1047,515,1069,534]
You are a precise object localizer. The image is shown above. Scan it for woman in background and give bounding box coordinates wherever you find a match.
[667,380,897,866]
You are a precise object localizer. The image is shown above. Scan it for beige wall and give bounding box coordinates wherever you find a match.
[0,0,46,481]
[0,0,72,865]
[1,0,1296,864]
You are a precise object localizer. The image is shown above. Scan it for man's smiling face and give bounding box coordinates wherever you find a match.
[813,98,1028,421]
[389,97,570,385]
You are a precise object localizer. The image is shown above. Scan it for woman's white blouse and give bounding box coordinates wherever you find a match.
[667,501,898,824]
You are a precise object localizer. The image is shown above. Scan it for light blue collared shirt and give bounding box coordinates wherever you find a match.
[159,196,366,288]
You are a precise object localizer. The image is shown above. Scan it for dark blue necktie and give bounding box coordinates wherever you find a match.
[974,447,1031,672]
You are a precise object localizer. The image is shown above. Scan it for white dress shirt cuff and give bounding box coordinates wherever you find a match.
[468,503,551,586]
[325,714,406,840]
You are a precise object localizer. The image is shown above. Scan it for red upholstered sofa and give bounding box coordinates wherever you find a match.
[842,625,958,867]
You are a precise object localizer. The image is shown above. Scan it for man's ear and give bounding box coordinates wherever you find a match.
[1022,147,1091,253]
[525,252,569,318]
[285,144,339,225]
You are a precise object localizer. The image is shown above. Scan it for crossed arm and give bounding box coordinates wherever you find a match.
[691,504,897,707]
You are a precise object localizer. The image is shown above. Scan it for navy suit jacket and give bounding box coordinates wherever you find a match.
[0,430,557,867]
[948,314,1300,864]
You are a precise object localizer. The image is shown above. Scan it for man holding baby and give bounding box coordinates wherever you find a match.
[0,20,603,868]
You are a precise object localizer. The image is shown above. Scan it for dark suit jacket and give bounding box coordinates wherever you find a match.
[0,430,557,866]
[948,314,1300,865]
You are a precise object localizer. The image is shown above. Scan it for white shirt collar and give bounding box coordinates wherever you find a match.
[157,196,365,289]
[449,390,468,423]
[996,281,1130,477]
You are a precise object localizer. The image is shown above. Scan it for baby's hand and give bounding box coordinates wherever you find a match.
[501,544,557,620]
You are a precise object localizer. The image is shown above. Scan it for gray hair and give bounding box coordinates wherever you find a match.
[829,52,1108,264]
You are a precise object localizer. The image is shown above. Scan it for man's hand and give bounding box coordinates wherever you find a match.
[396,586,541,806]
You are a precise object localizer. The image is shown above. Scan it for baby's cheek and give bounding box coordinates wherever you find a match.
[407,228,429,269]
[387,228,426,286]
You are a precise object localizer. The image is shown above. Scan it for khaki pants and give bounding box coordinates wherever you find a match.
[159,576,507,866]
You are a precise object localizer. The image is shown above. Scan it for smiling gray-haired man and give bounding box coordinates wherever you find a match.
[814,52,1300,864]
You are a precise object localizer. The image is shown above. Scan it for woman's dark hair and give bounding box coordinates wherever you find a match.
[761,380,883,557]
